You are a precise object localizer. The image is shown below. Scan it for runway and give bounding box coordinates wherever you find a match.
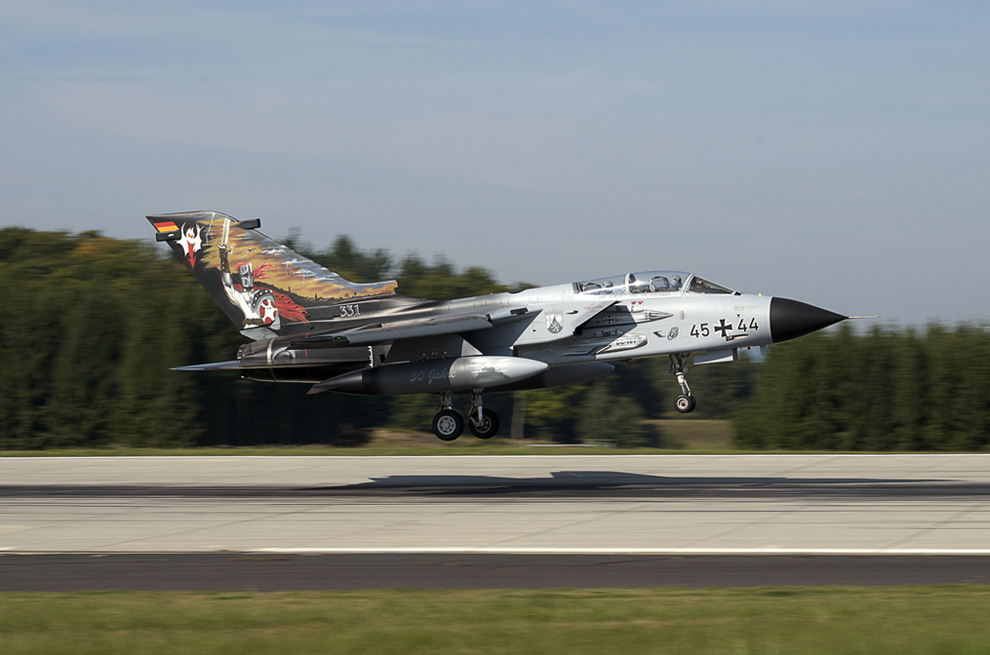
[3,554,989,591]
[2,454,989,589]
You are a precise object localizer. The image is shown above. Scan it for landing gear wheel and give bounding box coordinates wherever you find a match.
[432,409,464,441]
[675,394,696,414]
[468,408,500,439]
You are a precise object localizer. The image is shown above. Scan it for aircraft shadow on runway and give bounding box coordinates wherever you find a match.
[0,472,972,500]
[324,472,965,498]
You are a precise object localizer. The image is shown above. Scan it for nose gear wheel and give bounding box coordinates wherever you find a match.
[674,394,696,413]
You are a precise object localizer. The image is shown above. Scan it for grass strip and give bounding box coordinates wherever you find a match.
[2,587,989,654]
[2,446,983,456]
[0,421,740,456]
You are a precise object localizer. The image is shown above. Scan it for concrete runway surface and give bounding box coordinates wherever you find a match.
[2,454,989,589]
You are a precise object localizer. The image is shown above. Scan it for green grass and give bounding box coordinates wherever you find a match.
[0,421,741,456]
[4,419,984,455]
[648,418,735,451]
[1,587,989,654]
[0,444,667,457]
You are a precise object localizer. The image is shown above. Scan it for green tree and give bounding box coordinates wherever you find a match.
[575,378,652,447]
[734,324,990,451]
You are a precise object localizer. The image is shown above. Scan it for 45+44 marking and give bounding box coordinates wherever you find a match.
[690,317,759,340]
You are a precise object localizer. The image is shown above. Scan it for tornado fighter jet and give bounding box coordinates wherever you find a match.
[149,211,849,441]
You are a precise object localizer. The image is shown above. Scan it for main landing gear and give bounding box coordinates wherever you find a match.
[431,391,500,441]
[669,353,696,414]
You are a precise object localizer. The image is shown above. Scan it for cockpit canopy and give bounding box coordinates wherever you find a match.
[574,271,737,296]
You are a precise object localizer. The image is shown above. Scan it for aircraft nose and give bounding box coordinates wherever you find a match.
[769,297,846,344]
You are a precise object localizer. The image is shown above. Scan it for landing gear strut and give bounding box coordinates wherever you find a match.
[669,354,696,414]
[467,392,499,439]
[430,391,501,441]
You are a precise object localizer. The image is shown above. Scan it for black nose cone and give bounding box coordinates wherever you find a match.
[770,297,846,343]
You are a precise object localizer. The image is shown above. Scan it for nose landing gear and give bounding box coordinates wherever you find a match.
[669,353,696,414]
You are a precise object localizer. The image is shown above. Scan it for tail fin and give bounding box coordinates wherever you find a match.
[147,211,397,338]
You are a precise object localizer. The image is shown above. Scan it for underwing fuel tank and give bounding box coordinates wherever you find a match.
[308,356,549,396]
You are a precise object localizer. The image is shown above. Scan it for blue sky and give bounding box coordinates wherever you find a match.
[2,1,988,324]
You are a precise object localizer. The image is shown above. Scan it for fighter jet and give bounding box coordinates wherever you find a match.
[149,211,849,441]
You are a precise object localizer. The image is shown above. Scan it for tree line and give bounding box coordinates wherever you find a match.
[0,227,986,450]
[735,324,990,451]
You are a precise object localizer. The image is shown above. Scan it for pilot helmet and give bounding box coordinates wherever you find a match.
[651,276,669,291]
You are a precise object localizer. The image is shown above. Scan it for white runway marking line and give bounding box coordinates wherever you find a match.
[249,547,990,556]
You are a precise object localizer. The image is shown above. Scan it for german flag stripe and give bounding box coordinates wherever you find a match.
[154,221,179,233]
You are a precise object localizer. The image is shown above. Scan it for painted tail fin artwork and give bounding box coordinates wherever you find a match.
[148,211,398,339]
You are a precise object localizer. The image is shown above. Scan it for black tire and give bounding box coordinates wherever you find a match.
[675,394,696,414]
[432,409,464,441]
[468,408,500,439]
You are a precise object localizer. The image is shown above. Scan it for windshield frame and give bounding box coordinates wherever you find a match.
[685,276,737,295]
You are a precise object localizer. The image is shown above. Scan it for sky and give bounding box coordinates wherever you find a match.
[2,1,988,325]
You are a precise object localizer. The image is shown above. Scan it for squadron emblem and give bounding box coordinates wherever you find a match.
[546,310,564,334]
[176,222,204,267]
